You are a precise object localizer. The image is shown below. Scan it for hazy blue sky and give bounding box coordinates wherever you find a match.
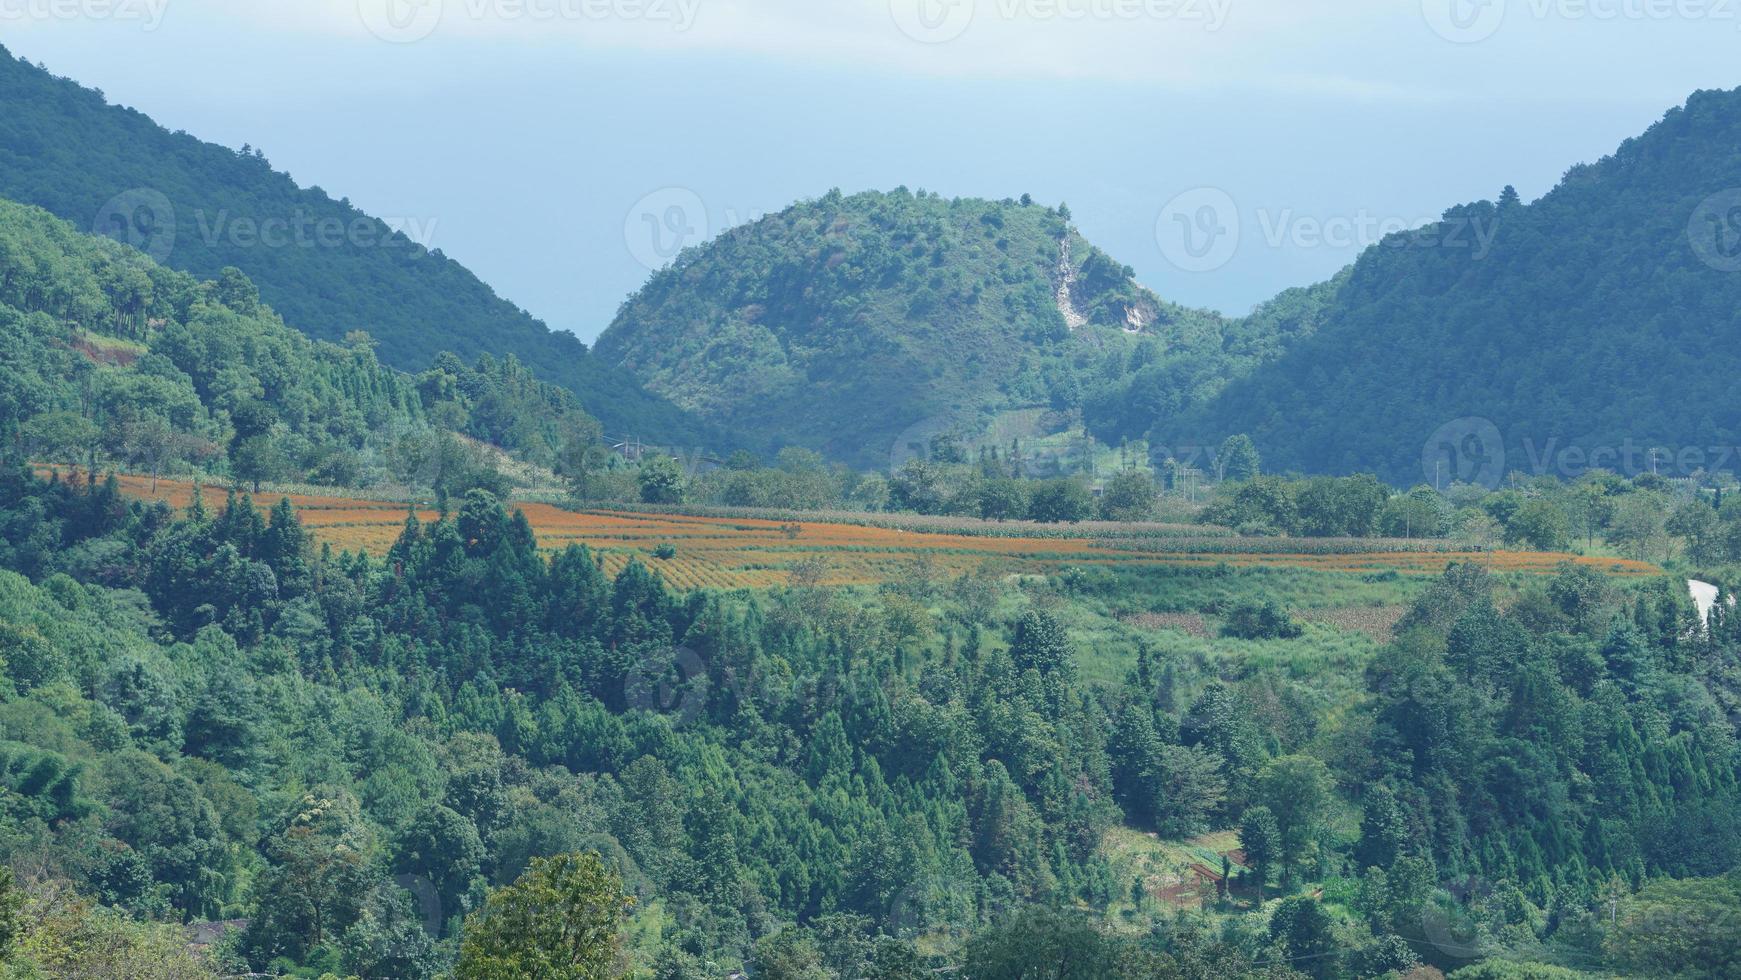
[4,0,1736,340]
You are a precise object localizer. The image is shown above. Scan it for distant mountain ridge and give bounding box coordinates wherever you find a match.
[596,188,1252,465]
[0,45,717,448]
[1128,88,1741,484]
[20,43,1736,485]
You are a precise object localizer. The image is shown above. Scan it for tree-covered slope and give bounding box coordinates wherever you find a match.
[1144,88,1741,484]
[0,46,711,446]
[0,195,596,491]
[595,189,1231,464]
[1081,272,1346,455]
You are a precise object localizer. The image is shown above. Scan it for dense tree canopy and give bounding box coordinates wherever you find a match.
[0,46,713,446]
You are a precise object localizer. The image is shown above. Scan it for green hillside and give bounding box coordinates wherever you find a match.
[1128,88,1741,484]
[0,46,713,447]
[0,195,596,492]
[595,188,1234,464]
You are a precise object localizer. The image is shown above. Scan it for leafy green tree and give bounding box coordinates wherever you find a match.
[22,411,100,468]
[1204,476,1298,533]
[751,928,830,980]
[978,479,1029,522]
[1293,474,1390,536]
[1379,488,1445,538]
[1600,871,1741,978]
[231,432,287,493]
[1446,963,1588,980]
[889,459,948,514]
[1099,469,1157,521]
[0,867,22,961]
[114,411,194,491]
[245,793,377,963]
[1669,497,1723,563]
[1506,497,1571,550]
[1027,479,1092,523]
[1267,897,1337,979]
[1239,806,1282,902]
[1107,703,1165,827]
[1183,684,1267,803]
[1215,434,1261,483]
[339,884,446,980]
[394,805,486,931]
[636,455,688,505]
[1009,608,1071,677]
[98,749,232,918]
[1154,744,1227,839]
[1254,756,1334,884]
[455,852,633,980]
[1607,491,1669,560]
[1221,598,1303,640]
[215,266,261,315]
[1355,785,1410,869]
[959,908,1126,980]
[1351,935,1419,977]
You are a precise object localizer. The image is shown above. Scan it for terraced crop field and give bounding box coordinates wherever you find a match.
[91,473,1662,591]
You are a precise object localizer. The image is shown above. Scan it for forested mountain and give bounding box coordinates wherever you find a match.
[595,189,1248,464]
[0,46,713,447]
[0,195,597,492]
[1126,88,1741,483]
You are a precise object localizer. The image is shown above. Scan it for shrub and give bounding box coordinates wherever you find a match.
[1220,598,1303,640]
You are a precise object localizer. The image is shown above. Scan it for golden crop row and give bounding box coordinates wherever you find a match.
[87,473,1661,591]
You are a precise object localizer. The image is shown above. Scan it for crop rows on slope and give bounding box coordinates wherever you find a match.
[88,472,1660,589]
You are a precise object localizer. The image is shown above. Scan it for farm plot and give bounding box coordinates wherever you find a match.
[88,473,1662,591]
